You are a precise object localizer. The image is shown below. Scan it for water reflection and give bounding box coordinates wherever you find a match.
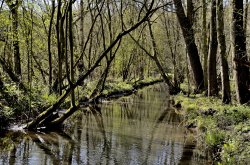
[0,84,208,164]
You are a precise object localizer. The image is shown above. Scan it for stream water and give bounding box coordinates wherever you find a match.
[0,84,209,165]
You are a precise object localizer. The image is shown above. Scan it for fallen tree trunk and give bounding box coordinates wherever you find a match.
[45,105,80,129]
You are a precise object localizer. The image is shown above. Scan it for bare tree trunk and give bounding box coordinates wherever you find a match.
[187,0,194,26]
[129,22,179,94]
[28,2,34,121]
[90,0,119,99]
[244,0,249,79]
[232,0,250,104]
[217,0,231,103]
[12,5,21,76]
[173,0,204,92]
[79,0,85,71]
[208,0,218,96]
[244,0,249,34]
[48,0,55,93]
[147,20,179,94]
[56,0,62,94]
[202,0,208,89]
[161,10,182,89]
[69,0,75,106]
[6,0,22,76]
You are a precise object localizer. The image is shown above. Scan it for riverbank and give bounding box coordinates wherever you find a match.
[91,78,163,102]
[0,77,163,130]
[173,94,250,164]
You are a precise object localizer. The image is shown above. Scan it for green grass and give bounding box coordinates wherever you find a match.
[174,94,250,164]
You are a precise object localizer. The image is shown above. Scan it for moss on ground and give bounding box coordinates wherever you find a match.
[173,94,250,164]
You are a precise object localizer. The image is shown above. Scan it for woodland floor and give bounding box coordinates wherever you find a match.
[174,93,250,164]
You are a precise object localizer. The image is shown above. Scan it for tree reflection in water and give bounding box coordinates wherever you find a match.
[0,84,209,164]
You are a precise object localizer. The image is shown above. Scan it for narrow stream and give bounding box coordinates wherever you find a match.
[0,84,209,164]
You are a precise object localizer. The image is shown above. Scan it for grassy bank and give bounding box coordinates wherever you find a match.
[173,94,250,164]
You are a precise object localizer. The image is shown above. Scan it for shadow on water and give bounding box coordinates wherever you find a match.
[0,84,209,164]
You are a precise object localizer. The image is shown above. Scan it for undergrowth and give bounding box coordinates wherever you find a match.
[174,94,250,164]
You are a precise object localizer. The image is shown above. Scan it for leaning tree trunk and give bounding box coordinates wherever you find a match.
[187,0,194,26]
[208,0,218,96]
[216,0,231,104]
[173,0,204,92]
[232,0,250,104]
[147,20,180,94]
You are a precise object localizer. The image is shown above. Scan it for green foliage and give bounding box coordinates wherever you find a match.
[0,105,14,128]
[219,121,250,164]
[205,129,225,147]
[0,105,14,119]
[174,94,250,164]
[41,93,57,105]
[0,136,15,151]
[104,81,133,93]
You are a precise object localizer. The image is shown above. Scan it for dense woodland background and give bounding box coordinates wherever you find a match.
[0,0,249,129]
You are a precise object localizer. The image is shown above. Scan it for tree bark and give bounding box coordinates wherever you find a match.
[202,0,208,89]
[173,0,204,92]
[187,0,194,26]
[48,0,55,93]
[244,0,249,35]
[56,0,62,95]
[208,0,218,96]
[12,5,21,76]
[244,0,249,83]
[69,0,75,106]
[217,0,231,103]
[79,0,85,71]
[6,0,22,76]
[232,0,250,104]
